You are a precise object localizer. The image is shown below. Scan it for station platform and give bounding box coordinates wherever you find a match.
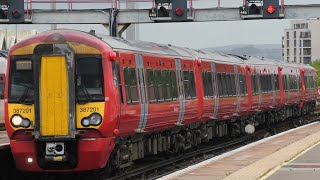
[159,122,320,180]
[0,131,9,150]
[264,143,320,180]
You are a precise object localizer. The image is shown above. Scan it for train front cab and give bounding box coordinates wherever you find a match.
[5,31,119,172]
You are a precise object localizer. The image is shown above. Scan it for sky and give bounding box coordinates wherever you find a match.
[1,0,320,49]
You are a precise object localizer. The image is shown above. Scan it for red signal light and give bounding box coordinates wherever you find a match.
[175,8,183,16]
[267,5,275,14]
[11,9,21,18]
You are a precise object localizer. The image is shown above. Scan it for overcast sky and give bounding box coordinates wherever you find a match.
[1,0,320,49]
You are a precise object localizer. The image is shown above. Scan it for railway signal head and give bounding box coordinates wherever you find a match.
[240,0,282,19]
[8,0,24,23]
[171,0,188,21]
[175,7,184,16]
[267,5,275,14]
[263,0,279,19]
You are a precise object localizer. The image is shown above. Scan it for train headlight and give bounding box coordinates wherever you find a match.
[21,119,31,128]
[90,113,102,126]
[81,113,102,127]
[11,115,23,127]
[81,118,90,127]
[10,115,31,128]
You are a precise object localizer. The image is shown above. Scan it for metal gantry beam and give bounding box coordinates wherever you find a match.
[28,4,320,25]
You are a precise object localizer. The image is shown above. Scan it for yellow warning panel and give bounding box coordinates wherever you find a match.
[40,56,69,136]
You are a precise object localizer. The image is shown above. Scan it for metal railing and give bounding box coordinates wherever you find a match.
[24,0,199,19]
[25,0,198,10]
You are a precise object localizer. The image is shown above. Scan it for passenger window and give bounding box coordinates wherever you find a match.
[162,70,172,101]
[189,71,196,99]
[155,69,164,102]
[230,74,236,96]
[146,69,156,103]
[268,75,272,92]
[0,74,4,99]
[123,67,139,105]
[202,72,213,98]
[221,74,228,96]
[183,71,191,100]
[251,75,256,95]
[263,75,267,93]
[217,73,223,97]
[225,74,231,96]
[112,62,123,103]
[170,70,178,100]
[183,70,196,100]
[240,74,247,96]
[275,74,279,91]
[284,75,288,91]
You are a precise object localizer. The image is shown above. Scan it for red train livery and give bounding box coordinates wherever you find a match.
[4,30,318,174]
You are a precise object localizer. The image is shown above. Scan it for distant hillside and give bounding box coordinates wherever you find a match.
[202,44,282,60]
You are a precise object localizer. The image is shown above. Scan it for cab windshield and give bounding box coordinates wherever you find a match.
[76,57,104,103]
[8,59,34,104]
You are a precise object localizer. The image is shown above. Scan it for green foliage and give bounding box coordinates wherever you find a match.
[311,60,320,86]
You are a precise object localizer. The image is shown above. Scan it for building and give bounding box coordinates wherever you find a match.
[0,29,37,50]
[282,19,320,64]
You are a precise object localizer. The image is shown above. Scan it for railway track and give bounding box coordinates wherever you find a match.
[107,136,253,180]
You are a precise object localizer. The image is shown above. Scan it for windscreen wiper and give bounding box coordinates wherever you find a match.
[18,85,33,104]
[77,84,93,103]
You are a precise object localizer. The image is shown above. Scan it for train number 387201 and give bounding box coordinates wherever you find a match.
[13,108,32,114]
[79,107,100,113]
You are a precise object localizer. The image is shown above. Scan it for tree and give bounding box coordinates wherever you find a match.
[311,60,320,86]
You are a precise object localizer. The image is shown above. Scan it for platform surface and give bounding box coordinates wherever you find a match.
[159,122,320,180]
[0,131,9,149]
[266,143,320,180]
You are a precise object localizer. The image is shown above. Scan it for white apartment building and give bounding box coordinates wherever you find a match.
[282,19,320,64]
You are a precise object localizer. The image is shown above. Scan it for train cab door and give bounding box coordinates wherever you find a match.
[134,54,148,133]
[175,58,185,126]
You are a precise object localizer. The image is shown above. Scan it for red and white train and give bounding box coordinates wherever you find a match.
[4,30,318,174]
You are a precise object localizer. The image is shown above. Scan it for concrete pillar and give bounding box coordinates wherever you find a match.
[126,2,139,40]
[51,1,57,30]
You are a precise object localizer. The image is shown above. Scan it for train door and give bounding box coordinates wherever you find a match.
[40,56,69,136]
[175,58,185,126]
[211,62,219,119]
[135,54,148,132]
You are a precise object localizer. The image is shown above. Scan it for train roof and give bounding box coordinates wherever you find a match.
[100,34,248,64]
[180,48,245,64]
[11,29,317,72]
[100,35,193,58]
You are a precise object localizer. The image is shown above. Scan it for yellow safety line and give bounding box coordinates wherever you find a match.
[260,140,320,179]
